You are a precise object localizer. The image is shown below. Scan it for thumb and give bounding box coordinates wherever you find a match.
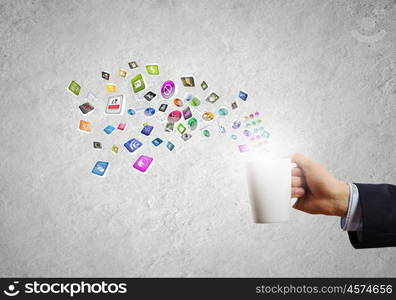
[291,153,313,171]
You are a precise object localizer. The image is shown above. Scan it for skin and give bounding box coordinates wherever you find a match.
[291,153,349,217]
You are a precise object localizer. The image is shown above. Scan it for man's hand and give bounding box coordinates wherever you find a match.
[291,153,349,217]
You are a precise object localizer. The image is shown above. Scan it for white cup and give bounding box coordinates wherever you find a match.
[245,158,294,223]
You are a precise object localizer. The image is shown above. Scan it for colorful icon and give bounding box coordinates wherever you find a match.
[206,92,219,104]
[106,84,116,92]
[127,108,136,115]
[167,110,182,123]
[146,64,159,75]
[232,120,241,129]
[68,81,81,96]
[144,107,156,117]
[262,130,270,138]
[128,61,138,69]
[238,144,249,152]
[105,95,124,114]
[165,122,174,132]
[231,134,237,140]
[173,98,183,107]
[231,102,238,110]
[131,74,146,93]
[112,144,119,154]
[79,102,94,114]
[181,133,192,141]
[239,91,248,101]
[124,138,143,153]
[141,124,154,136]
[133,155,154,173]
[144,91,156,101]
[181,76,195,87]
[177,123,186,134]
[202,129,210,137]
[93,141,102,149]
[104,125,115,135]
[201,81,208,90]
[202,112,214,121]
[183,107,192,120]
[188,96,201,107]
[79,120,91,132]
[217,107,228,116]
[188,117,198,130]
[152,137,163,146]
[161,80,176,99]
[255,111,260,117]
[166,141,175,151]
[102,72,110,80]
[218,125,226,134]
[243,129,251,137]
[159,104,168,112]
[119,69,127,78]
[117,123,127,131]
[92,161,109,176]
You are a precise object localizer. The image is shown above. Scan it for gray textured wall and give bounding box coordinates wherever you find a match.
[1,0,396,277]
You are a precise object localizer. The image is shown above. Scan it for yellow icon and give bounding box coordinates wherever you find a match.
[119,69,127,78]
[112,144,119,154]
[79,120,91,132]
[106,84,116,92]
[202,112,215,121]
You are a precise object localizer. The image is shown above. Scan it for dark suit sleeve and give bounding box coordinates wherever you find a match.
[348,183,396,249]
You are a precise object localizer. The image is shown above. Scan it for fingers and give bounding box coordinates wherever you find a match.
[292,187,305,198]
[292,176,305,187]
[291,153,313,171]
[292,167,303,176]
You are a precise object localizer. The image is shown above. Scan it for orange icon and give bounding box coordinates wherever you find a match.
[79,120,92,132]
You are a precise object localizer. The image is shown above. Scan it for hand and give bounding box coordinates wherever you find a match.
[291,153,349,217]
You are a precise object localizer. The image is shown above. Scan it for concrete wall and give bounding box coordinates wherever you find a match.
[0,0,395,277]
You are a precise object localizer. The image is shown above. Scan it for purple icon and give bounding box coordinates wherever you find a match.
[124,138,143,153]
[232,120,241,129]
[238,144,249,152]
[141,125,154,136]
[133,155,154,173]
[243,129,251,137]
[161,80,176,99]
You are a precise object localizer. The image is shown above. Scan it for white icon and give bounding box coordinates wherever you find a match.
[134,80,142,88]
[3,282,20,297]
[105,95,124,115]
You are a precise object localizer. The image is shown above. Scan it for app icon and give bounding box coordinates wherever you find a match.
[181,133,192,141]
[68,81,81,96]
[131,74,146,93]
[146,64,159,75]
[161,80,176,99]
[206,92,219,103]
[167,110,182,123]
[201,81,208,90]
[231,101,238,110]
[112,144,119,154]
[124,138,143,153]
[173,98,183,107]
[177,123,186,134]
[127,108,136,115]
[105,95,124,114]
[144,107,156,117]
[102,72,110,80]
[238,144,249,152]
[133,155,154,173]
[79,120,91,132]
[144,91,156,101]
[202,112,214,121]
[92,161,109,176]
[117,123,126,130]
[188,96,200,107]
[79,102,94,114]
[232,120,241,129]
[119,69,127,78]
[141,125,154,136]
[106,84,116,92]
[128,61,138,69]
[166,141,175,151]
[165,122,174,132]
[183,106,192,120]
[104,125,115,135]
[181,76,195,87]
[159,104,168,112]
[188,117,198,130]
[239,91,248,101]
[202,129,210,137]
[217,107,228,116]
[93,141,102,149]
[152,137,163,146]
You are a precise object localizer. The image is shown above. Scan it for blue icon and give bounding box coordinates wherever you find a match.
[144,107,155,117]
[141,125,154,136]
[239,91,248,101]
[127,108,136,115]
[92,161,109,176]
[152,137,163,146]
[166,141,175,151]
[104,125,116,135]
[124,138,143,153]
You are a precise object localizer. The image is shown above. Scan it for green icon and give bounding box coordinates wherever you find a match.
[146,65,159,75]
[189,96,201,107]
[217,107,228,116]
[177,123,186,134]
[68,81,81,96]
[201,81,208,90]
[131,74,145,93]
[202,129,210,137]
[188,117,198,130]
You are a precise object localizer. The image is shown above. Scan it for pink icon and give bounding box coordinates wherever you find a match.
[117,123,127,130]
[133,155,154,173]
[161,80,176,99]
[167,110,182,123]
